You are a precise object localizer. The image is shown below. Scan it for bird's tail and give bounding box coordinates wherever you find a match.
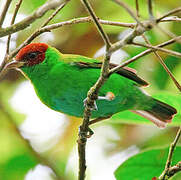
[131,98,177,128]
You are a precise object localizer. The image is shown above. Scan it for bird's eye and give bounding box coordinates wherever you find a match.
[26,52,39,60]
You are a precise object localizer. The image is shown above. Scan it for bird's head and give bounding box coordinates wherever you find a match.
[6,43,49,69]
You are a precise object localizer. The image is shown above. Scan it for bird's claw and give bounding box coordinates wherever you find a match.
[83,98,98,111]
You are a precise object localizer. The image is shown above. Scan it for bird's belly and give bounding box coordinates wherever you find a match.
[47,90,131,118]
[34,67,141,118]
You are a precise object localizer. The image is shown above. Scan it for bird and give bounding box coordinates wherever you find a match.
[6,43,177,128]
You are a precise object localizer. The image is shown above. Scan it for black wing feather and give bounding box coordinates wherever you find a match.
[75,62,149,87]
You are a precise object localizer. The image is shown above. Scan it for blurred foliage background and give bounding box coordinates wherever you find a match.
[0,0,181,179]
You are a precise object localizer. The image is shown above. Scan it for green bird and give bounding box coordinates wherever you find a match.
[6,43,177,128]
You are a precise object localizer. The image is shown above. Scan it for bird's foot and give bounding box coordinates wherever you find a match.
[83,98,98,111]
[98,92,115,101]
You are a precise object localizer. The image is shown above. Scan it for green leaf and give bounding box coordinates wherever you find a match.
[115,146,181,180]
[0,154,37,180]
[110,91,181,126]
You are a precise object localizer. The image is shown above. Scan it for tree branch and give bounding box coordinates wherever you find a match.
[78,1,112,179]
[132,41,181,58]
[159,127,181,180]
[160,16,181,22]
[148,0,154,20]
[0,8,180,38]
[41,2,67,27]
[112,0,144,28]
[6,0,23,55]
[142,34,181,91]
[135,0,140,17]
[157,7,181,23]
[109,36,181,74]
[0,0,70,37]
[81,0,111,49]
[0,0,12,27]
[0,0,69,76]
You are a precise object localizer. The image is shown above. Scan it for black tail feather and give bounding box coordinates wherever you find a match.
[148,98,177,122]
[131,98,177,128]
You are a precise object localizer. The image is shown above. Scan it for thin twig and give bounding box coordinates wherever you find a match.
[1,17,113,64]
[6,0,23,55]
[109,36,181,74]
[160,16,181,22]
[78,0,112,179]
[159,127,181,179]
[81,0,111,49]
[0,9,180,38]
[112,0,144,28]
[166,128,181,169]
[41,1,68,27]
[0,0,13,27]
[2,13,180,63]
[142,34,181,91]
[157,7,181,23]
[0,0,69,37]
[132,41,181,58]
[0,18,134,38]
[135,0,140,17]
[0,0,69,74]
[0,0,23,80]
[148,0,154,20]
[155,25,181,44]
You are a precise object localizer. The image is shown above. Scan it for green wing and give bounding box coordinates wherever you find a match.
[62,54,149,87]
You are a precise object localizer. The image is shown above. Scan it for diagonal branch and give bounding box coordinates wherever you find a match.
[0,7,180,38]
[135,0,140,17]
[112,0,144,27]
[109,36,181,74]
[0,0,70,37]
[0,0,13,27]
[141,34,181,91]
[41,2,67,27]
[6,0,23,55]
[159,127,181,180]
[148,0,154,20]
[132,41,181,58]
[81,0,111,49]
[0,0,24,80]
[0,0,69,75]
[157,7,181,23]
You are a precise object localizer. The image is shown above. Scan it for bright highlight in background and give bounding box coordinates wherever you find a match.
[10,81,68,152]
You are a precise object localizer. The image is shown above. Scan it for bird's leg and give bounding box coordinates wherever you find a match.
[89,115,112,125]
[82,92,114,138]
[83,92,115,111]
[98,92,115,101]
[83,98,98,111]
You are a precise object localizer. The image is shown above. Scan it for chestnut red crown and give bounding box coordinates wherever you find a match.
[16,43,48,66]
